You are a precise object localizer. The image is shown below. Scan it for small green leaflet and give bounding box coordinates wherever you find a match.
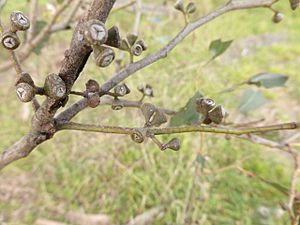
[209,38,233,61]
[239,89,266,113]
[248,73,289,89]
[169,91,203,126]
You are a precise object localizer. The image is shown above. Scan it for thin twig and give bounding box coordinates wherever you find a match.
[55,95,176,122]
[112,0,136,13]
[57,122,300,136]
[9,51,23,74]
[288,152,300,220]
[27,0,38,41]
[133,0,142,34]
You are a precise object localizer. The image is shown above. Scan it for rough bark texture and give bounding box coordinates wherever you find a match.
[0,0,116,170]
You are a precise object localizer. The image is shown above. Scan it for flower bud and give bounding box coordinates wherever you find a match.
[290,0,300,10]
[85,79,100,93]
[87,92,100,108]
[186,2,197,14]
[272,12,284,23]
[174,0,185,13]
[162,138,181,151]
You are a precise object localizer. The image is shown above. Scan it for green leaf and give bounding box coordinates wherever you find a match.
[209,39,233,61]
[169,91,203,126]
[33,20,50,55]
[56,0,64,4]
[248,73,289,89]
[238,89,266,113]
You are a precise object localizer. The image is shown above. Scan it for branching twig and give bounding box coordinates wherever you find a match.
[57,122,300,136]
[0,0,286,172]
[61,0,279,120]
[100,0,278,93]
[55,95,176,123]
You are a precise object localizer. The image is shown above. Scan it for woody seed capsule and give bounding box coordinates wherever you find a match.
[15,83,35,103]
[10,11,30,32]
[1,31,20,50]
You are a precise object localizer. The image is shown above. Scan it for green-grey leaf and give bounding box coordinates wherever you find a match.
[170,91,203,126]
[238,89,266,113]
[209,39,233,61]
[248,73,289,89]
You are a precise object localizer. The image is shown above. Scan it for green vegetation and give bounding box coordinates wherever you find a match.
[0,1,299,224]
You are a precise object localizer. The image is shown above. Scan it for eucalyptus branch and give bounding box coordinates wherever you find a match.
[99,0,278,93]
[0,0,73,72]
[55,95,175,123]
[0,0,116,171]
[61,0,279,121]
[57,122,300,136]
[0,132,47,170]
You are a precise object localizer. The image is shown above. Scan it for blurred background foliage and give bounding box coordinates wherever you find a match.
[0,0,300,224]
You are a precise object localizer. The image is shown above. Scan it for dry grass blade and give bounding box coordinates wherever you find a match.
[35,218,67,225]
[65,211,112,225]
[126,206,165,225]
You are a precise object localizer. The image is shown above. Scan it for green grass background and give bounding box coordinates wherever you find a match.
[0,0,300,224]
